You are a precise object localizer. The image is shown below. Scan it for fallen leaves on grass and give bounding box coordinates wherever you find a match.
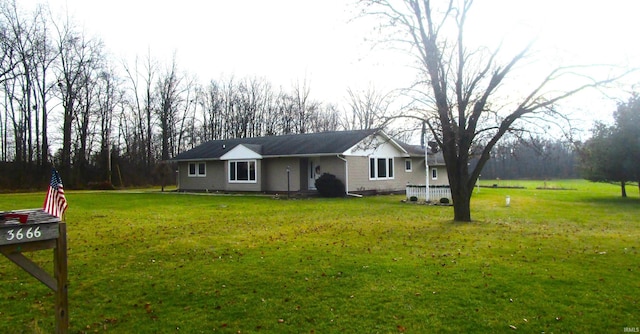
[144,303,153,313]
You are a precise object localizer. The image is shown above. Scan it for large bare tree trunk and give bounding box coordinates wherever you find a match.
[451,177,473,222]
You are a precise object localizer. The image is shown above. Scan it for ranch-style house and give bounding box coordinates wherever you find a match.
[172,129,448,196]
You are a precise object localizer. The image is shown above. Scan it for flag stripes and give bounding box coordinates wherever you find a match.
[43,168,68,218]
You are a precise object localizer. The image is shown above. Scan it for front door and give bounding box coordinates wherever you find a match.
[308,158,321,190]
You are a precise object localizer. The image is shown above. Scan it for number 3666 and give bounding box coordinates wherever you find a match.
[5,227,41,241]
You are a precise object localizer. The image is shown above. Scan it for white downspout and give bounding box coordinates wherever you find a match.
[337,155,362,198]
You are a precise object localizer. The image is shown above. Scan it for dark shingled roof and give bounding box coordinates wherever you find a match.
[396,141,445,166]
[172,129,381,161]
[396,142,425,156]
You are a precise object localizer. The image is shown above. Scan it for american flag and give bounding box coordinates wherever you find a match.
[43,168,68,218]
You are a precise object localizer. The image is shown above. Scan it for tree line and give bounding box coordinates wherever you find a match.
[476,137,578,180]
[0,1,392,190]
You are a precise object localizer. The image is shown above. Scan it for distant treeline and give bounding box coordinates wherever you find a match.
[474,138,578,180]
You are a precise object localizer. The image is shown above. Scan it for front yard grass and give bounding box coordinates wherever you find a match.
[0,180,638,333]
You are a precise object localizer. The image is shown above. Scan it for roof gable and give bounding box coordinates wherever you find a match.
[220,144,263,160]
[344,132,409,157]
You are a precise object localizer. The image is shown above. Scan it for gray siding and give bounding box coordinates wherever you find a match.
[263,158,301,192]
[346,157,447,192]
[178,160,263,192]
[346,156,406,192]
[407,158,449,186]
[430,166,449,186]
[394,157,420,186]
[346,156,370,191]
[317,156,347,181]
[178,161,225,191]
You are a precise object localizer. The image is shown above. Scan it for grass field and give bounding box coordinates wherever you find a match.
[0,180,638,333]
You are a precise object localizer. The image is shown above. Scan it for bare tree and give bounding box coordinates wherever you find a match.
[73,37,105,184]
[95,66,123,183]
[156,55,183,161]
[221,76,238,138]
[277,89,296,135]
[52,13,104,184]
[260,81,280,136]
[292,78,312,134]
[344,85,392,130]
[360,0,632,221]
[176,74,198,154]
[235,77,261,138]
[199,79,225,140]
[311,102,341,133]
[32,5,57,168]
[0,0,22,86]
[1,0,38,165]
[122,51,157,168]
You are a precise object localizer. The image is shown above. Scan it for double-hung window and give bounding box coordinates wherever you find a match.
[188,162,206,177]
[431,167,438,180]
[229,160,257,183]
[369,157,394,180]
[405,159,412,172]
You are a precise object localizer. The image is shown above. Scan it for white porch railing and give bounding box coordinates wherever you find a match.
[406,185,452,202]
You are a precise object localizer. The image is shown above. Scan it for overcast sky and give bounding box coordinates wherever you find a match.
[22,0,640,126]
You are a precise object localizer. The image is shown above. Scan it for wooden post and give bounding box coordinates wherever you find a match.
[54,222,68,333]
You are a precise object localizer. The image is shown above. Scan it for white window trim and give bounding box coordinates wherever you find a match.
[228,159,257,183]
[188,162,206,177]
[405,159,412,172]
[369,157,395,180]
[431,167,438,180]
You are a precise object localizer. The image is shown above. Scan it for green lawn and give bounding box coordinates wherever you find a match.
[0,180,638,333]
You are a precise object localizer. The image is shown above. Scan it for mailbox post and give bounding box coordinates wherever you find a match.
[1,209,68,333]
